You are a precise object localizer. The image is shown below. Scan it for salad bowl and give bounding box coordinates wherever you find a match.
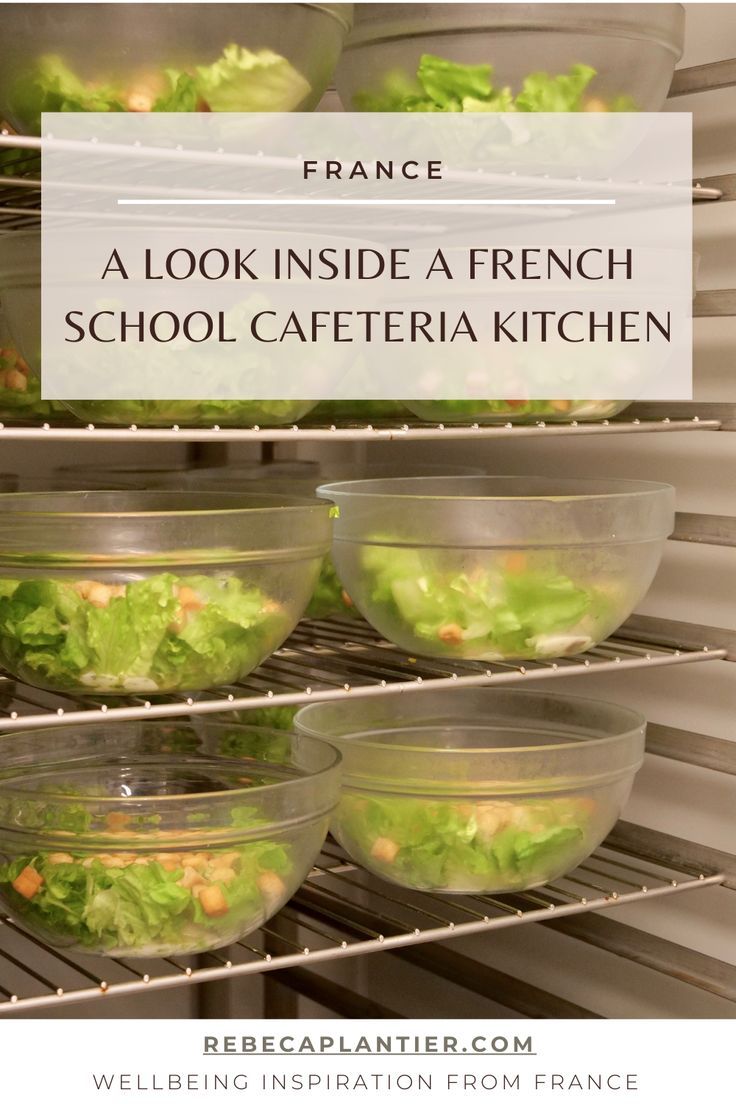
[317,475,675,663]
[0,721,340,956]
[295,687,645,893]
[0,490,331,695]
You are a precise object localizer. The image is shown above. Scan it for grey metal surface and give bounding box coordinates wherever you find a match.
[673,512,736,547]
[670,58,736,97]
[529,910,736,1004]
[646,722,736,776]
[619,614,736,661]
[694,289,736,317]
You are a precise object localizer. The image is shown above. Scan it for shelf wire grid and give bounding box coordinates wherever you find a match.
[0,616,726,732]
[0,842,723,1014]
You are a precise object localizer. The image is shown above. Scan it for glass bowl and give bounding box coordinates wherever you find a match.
[0,720,340,956]
[406,399,632,425]
[337,3,683,113]
[191,462,487,621]
[0,229,320,428]
[317,475,675,662]
[295,687,644,893]
[0,490,331,694]
[0,2,353,131]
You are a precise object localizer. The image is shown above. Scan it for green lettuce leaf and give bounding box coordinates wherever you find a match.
[193,45,311,112]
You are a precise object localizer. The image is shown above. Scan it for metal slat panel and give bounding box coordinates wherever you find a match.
[646,722,736,776]
[670,58,736,97]
[619,615,736,660]
[517,911,736,1004]
[673,512,736,547]
[694,290,736,317]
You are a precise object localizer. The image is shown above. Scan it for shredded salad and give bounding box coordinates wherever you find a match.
[335,792,597,892]
[0,813,293,955]
[357,544,616,661]
[0,572,288,693]
[354,55,635,113]
[11,46,311,125]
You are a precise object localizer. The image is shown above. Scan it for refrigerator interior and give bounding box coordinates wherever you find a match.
[0,2,733,1020]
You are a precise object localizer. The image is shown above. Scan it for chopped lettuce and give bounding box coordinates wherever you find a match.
[0,573,288,694]
[335,793,595,892]
[0,837,292,954]
[356,545,616,661]
[193,45,310,112]
[10,46,311,130]
[355,54,633,114]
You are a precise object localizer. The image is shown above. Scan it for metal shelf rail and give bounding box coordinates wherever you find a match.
[0,412,724,442]
[0,838,725,1015]
[0,614,728,733]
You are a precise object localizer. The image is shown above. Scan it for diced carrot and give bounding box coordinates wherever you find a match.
[12,865,43,900]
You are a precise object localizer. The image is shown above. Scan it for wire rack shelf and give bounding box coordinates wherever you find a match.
[0,616,727,733]
[0,842,723,1014]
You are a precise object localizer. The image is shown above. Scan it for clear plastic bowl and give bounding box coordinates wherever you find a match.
[0,720,340,956]
[337,4,683,112]
[406,399,632,426]
[295,687,644,893]
[192,463,487,621]
[0,2,353,131]
[317,475,675,662]
[0,490,331,694]
[0,229,319,428]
